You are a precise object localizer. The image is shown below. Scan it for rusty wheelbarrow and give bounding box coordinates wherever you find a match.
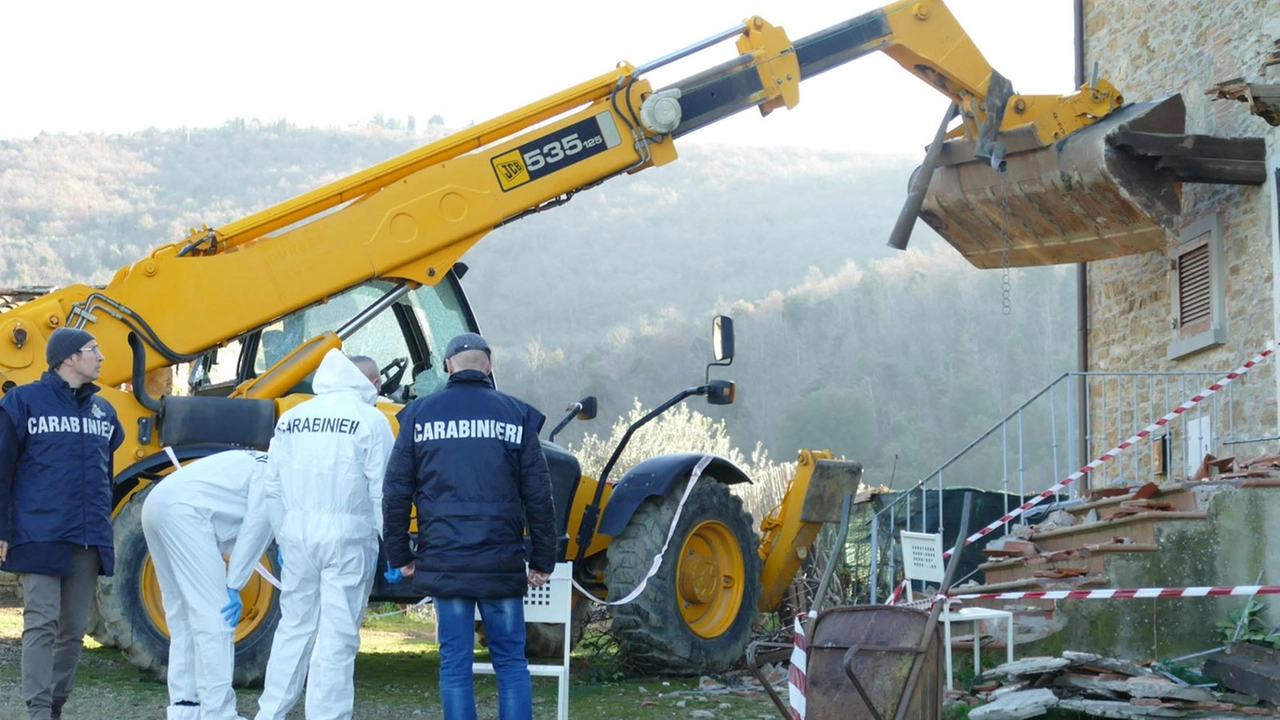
[747,494,975,720]
[764,604,944,720]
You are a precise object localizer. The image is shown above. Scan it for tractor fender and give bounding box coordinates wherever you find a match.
[597,452,750,537]
[112,443,246,503]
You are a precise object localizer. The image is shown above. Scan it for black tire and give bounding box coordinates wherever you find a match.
[605,480,762,675]
[86,594,116,648]
[96,485,282,687]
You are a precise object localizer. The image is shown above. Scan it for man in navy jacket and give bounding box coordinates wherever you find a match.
[383,332,556,720]
[0,327,124,720]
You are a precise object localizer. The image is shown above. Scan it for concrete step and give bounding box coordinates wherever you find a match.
[1027,510,1207,553]
[978,542,1159,586]
[1064,483,1199,522]
[1063,477,1280,522]
[949,572,1109,597]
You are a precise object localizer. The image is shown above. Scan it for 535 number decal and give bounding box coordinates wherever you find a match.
[491,112,619,192]
[523,132,603,172]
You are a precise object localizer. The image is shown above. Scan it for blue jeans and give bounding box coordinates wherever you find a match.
[435,596,532,720]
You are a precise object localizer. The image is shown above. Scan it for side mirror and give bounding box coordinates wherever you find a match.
[576,396,598,420]
[548,395,598,443]
[705,315,735,387]
[713,316,734,362]
[705,379,735,406]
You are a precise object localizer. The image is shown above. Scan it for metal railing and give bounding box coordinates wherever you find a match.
[855,366,1274,603]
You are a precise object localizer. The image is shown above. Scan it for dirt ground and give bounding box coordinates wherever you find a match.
[0,607,782,720]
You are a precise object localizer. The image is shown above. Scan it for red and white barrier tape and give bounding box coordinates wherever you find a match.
[887,342,1276,605]
[949,585,1280,601]
[788,611,814,720]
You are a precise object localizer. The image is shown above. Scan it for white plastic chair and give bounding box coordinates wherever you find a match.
[899,531,1014,689]
[474,562,573,720]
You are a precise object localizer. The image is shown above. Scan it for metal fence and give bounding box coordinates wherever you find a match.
[855,365,1276,603]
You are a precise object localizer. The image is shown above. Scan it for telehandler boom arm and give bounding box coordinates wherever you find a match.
[7,1,1122,394]
[672,1,1120,156]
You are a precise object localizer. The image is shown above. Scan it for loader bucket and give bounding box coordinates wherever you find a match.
[919,94,1186,269]
[799,459,865,523]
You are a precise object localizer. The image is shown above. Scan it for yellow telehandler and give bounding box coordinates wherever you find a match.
[0,0,1178,680]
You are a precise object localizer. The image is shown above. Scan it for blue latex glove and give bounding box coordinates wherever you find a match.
[383,560,402,584]
[221,588,243,627]
[276,546,284,572]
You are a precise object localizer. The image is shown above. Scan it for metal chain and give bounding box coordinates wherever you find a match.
[998,182,1014,316]
[1001,252,1012,315]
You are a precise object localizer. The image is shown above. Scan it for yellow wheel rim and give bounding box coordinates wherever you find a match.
[676,519,745,638]
[140,558,170,636]
[140,553,278,643]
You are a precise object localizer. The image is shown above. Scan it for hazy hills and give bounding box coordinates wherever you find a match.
[0,120,1076,488]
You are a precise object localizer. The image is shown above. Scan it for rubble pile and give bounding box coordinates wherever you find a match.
[1191,454,1280,481]
[949,652,1280,719]
[695,664,787,697]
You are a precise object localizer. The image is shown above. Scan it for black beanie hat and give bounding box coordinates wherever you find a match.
[46,327,95,369]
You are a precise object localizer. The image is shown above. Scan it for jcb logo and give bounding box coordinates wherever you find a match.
[497,160,524,182]
[491,150,531,191]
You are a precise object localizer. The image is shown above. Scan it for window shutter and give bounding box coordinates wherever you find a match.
[1167,215,1224,360]
[1177,241,1211,333]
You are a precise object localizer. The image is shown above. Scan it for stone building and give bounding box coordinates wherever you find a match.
[1061,0,1280,659]
[1085,1,1278,438]
[938,0,1280,659]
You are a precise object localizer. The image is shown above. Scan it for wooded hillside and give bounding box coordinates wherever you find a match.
[0,121,1076,489]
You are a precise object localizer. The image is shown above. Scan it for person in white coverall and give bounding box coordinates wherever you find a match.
[226,351,393,720]
[140,449,270,720]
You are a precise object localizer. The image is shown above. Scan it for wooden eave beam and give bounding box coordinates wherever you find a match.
[1154,156,1267,186]
[1109,131,1267,186]
[1206,79,1280,126]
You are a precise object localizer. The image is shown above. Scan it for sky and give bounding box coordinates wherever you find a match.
[0,0,1075,155]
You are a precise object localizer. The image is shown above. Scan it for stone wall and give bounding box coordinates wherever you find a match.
[1083,0,1280,466]
[1019,1,1280,662]
[1049,484,1280,659]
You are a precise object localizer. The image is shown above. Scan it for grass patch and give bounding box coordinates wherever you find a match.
[360,602,436,653]
[0,606,780,719]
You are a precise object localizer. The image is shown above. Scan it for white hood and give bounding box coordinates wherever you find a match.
[313,348,377,405]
